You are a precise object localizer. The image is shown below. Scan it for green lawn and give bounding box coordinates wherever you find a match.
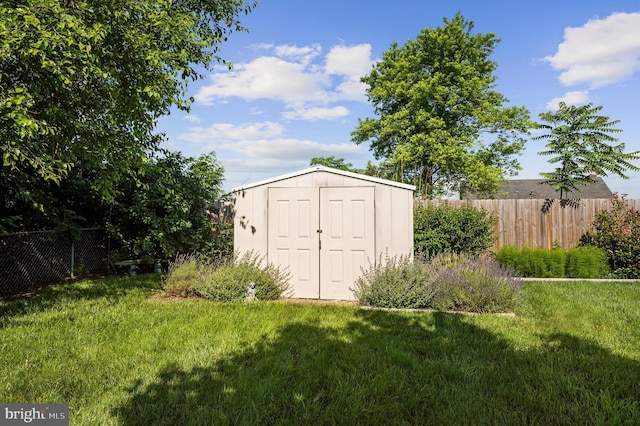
[1,276,639,425]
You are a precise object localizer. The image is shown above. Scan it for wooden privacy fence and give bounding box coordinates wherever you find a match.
[415,198,640,251]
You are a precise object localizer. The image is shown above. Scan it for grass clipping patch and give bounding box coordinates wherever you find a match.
[163,252,291,302]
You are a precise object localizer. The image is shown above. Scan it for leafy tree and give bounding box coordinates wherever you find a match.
[0,159,107,234]
[309,156,397,181]
[1,0,254,231]
[351,13,531,198]
[534,102,640,205]
[310,156,359,173]
[107,151,227,261]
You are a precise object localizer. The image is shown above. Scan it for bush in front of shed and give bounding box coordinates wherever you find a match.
[352,254,437,309]
[354,253,523,313]
[163,253,207,298]
[199,252,291,302]
[430,257,524,313]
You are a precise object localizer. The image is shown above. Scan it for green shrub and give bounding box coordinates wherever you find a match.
[353,255,436,309]
[428,252,473,268]
[201,206,234,262]
[414,203,497,257]
[199,252,291,302]
[527,247,565,278]
[580,194,640,278]
[163,254,207,297]
[495,245,612,278]
[430,258,524,313]
[565,246,610,278]
[496,246,532,277]
[353,254,523,313]
[545,248,566,278]
[495,246,566,278]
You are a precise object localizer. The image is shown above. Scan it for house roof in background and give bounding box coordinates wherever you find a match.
[463,177,613,200]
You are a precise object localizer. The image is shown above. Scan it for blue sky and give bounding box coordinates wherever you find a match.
[156,0,640,198]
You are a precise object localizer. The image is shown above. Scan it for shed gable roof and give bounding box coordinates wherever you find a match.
[231,166,416,192]
[463,177,613,200]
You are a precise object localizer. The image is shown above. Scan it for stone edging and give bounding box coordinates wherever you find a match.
[359,305,516,316]
[521,278,640,282]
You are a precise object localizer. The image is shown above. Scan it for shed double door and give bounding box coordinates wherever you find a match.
[268,187,375,300]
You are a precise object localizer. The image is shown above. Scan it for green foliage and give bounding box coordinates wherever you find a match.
[546,249,567,278]
[430,258,524,313]
[202,207,235,262]
[1,0,254,232]
[495,245,610,278]
[163,254,207,298]
[0,163,107,234]
[199,253,291,302]
[495,246,565,278]
[310,156,359,173]
[354,254,523,313]
[534,102,640,200]
[428,252,473,269]
[580,194,640,278]
[352,255,437,309]
[414,203,497,257]
[351,13,531,198]
[308,157,417,183]
[107,150,227,260]
[163,252,291,302]
[565,247,610,279]
[493,246,519,272]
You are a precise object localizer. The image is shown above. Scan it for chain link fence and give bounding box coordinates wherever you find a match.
[0,228,109,297]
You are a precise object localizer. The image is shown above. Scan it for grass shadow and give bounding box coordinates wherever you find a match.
[113,309,640,424]
[0,274,163,328]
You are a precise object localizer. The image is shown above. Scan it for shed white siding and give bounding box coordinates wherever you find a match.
[232,166,414,300]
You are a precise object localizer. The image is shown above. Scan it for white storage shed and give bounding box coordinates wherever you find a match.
[232,166,415,300]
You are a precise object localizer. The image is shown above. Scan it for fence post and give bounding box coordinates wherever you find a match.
[71,241,75,278]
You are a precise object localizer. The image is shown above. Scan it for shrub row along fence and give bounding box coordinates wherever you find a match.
[0,228,109,297]
[416,198,640,252]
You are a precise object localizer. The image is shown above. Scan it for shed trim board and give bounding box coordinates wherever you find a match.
[233,166,415,300]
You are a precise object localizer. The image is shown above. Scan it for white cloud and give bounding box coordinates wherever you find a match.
[194,56,329,105]
[325,44,373,102]
[546,90,592,110]
[325,44,373,76]
[544,12,640,87]
[178,121,284,144]
[178,121,363,164]
[217,138,363,161]
[331,78,368,102]
[183,114,201,123]
[222,158,310,174]
[249,42,274,51]
[193,43,374,112]
[282,106,349,120]
[274,43,322,66]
